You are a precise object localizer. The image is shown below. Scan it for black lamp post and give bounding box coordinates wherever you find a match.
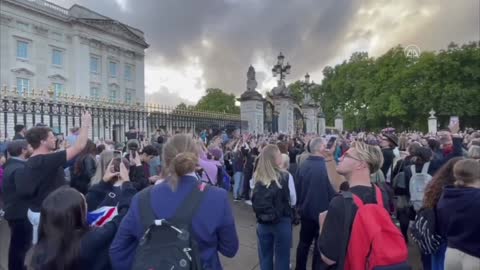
[271,52,291,85]
[302,73,315,104]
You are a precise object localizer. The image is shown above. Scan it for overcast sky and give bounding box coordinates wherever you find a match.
[53,0,479,105]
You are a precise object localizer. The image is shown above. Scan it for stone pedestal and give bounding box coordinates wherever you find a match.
[240,99,264,134]
[272,97,294,134]
[335,116,344,133]
[302,106,318,134]
[239,65,264,134]
[428,109,437,134]
[428,117,437,134]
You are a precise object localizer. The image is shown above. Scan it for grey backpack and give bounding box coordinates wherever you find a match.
[409,162,432,211]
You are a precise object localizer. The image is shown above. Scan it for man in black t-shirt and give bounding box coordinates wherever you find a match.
[318,141,385,270]
[16,112,91,244]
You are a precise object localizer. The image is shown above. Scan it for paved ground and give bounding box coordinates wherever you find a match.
[220,198,423,270]
[0,199,422,270]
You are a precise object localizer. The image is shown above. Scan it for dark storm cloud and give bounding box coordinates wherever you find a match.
[56,0,361,94]
[54,0,479,101]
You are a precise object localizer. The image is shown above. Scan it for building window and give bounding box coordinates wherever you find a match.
[109,89,118,102]
[125,89,135,104]
[90,87,100,98]
[90,56,100,74]
[124,64,133,81]
[16,40,29,59]
[109,61,117,77]
[52,49,63,66]
[16,78,30,95]
[52,83,63,97]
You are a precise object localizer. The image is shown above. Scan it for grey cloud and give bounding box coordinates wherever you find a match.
[53,0,478,100]
[145,86,194,106]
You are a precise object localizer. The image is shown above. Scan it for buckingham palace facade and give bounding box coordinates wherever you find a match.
[0,0,149,104]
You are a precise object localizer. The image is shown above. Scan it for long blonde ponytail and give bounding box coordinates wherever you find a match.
[253,144,282,188]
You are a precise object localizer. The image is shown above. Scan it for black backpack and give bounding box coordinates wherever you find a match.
[132,184,207,270]
[251,172,289,224]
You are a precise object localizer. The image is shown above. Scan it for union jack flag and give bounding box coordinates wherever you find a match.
[87,206,118,227]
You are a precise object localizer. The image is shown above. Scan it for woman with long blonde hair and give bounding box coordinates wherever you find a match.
[252,144,295,270]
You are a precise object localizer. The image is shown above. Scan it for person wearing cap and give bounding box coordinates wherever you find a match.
[379,133,398,177]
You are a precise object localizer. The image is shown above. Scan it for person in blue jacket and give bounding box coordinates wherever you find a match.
[110,134,239,270]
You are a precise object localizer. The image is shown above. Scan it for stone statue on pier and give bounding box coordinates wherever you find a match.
[239,65,264,134]
[239,65,263,101]
[246,65,258,92]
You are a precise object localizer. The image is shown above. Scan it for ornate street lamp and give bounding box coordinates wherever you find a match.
[271,52,291,85]
[302,73,315,106]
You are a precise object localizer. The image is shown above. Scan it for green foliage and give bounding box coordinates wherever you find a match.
[314,42,480,131]
[287,81,305,104]
[195,88,240,114]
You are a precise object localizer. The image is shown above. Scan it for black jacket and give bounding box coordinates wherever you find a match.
[381,148,395,177]
[128,164,149,191]
[86,182,122,212]
[437,186,480,258]
[13,133,25,140]
[2,158,28,220]
[80,182,136,270]
[87,165,148,211]
[70,155,97,195]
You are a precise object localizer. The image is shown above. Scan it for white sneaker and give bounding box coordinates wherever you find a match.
[244,200,252,206]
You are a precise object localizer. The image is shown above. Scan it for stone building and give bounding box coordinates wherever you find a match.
[0,0,148,103]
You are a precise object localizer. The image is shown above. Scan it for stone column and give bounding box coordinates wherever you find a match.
[428,109,437,134]
[272,97,294,134]
[302,106,317,134]
[72,35,90,96]
[240,99,264,134]
[318,112,326,135]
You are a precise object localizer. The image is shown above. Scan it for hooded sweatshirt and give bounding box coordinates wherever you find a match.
[437,186,480,258]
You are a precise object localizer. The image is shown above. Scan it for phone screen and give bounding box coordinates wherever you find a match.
[326,137,337,149]
[449,116,459,129]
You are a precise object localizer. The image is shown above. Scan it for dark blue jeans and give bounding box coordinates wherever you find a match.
[430,243,447,270]
[257,217,292,270]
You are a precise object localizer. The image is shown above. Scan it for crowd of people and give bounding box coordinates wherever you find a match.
[0,116,479,270]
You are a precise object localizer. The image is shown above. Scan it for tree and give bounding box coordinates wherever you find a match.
[174,102,195,111]
[195,88,240,114]
[287,81,305,104]
[313,42,480,131]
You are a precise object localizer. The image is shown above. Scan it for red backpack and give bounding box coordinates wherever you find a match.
[342,186,409,270]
